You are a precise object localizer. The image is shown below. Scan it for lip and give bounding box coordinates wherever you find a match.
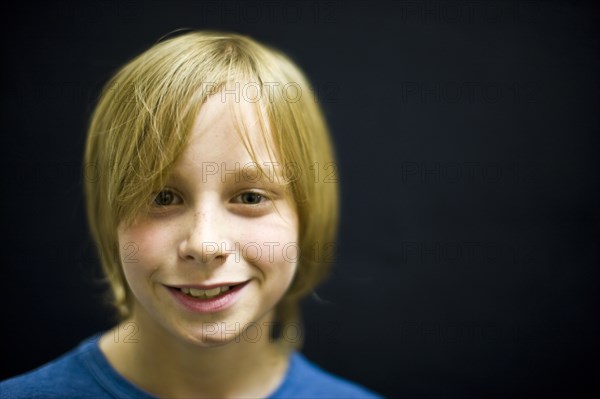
[166,281,250,314]
[169,281,247,290]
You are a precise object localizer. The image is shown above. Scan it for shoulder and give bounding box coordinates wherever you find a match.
[0,334,113,399]
[270,351,384,399]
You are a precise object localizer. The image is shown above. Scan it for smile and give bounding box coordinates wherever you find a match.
[179,285,232,299]
[167,281,250,313]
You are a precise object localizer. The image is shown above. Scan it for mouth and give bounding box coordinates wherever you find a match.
[170,282,248,300]
[166,281,250,313]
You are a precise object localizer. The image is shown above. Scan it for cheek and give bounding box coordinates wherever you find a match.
[117,222,177,281]
[239,218,299,279]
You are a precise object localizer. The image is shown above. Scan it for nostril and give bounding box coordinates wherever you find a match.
[185,254,196,260]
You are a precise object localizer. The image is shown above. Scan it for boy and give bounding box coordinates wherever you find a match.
[1,30,381,398]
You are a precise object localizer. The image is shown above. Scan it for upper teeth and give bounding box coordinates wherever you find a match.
[180,286,231,298]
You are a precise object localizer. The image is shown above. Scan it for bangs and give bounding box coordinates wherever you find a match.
[112,38,283,226]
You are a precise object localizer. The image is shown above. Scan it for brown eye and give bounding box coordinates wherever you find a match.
[154,190,176,206]
[239,192,264,204]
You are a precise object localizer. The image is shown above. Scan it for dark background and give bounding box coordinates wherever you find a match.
[2,1,599,398]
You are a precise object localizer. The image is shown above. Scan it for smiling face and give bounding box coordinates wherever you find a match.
[117,92,299,347]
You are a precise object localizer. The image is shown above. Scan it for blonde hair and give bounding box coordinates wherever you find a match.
[83,30,339,343]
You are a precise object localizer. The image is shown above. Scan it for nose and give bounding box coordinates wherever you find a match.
[178,204,233,265]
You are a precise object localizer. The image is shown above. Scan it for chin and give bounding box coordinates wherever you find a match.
[168,320,256,348]
[182,332,237,348]
[133,289,279,348]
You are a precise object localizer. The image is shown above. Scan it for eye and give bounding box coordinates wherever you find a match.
[234,191,267,205]
[153,189,181,206]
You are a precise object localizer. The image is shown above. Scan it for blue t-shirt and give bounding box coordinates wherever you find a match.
[1,333,382,398]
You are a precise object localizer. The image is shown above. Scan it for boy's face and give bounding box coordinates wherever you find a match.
[117,92,298,346]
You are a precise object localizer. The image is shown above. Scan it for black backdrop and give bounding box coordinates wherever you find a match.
[2,1,599,398]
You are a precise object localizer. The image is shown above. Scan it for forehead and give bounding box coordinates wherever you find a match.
[176,88,279,172]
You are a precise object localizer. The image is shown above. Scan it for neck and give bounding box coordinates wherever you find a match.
[99,304,292,398]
